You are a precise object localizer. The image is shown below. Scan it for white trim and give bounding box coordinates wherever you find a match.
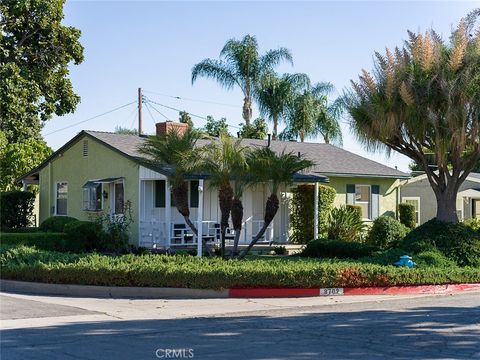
[401,196,421,225]
[197,179,204,257]
[405,172,480,185]
[313,183,319,239]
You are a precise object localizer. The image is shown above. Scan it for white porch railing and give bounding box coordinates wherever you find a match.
[139,219,274,248]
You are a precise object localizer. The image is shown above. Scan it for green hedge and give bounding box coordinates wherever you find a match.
[1,246,479,289]
[367,216,409,249]
[399,203,416,229]
[0,191,35,229]
[40,216,78,233]
[0,232,67,251]
[289,184,336,243]
[301,239,377,259]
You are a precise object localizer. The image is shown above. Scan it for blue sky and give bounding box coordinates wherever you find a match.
[43,1,479,171]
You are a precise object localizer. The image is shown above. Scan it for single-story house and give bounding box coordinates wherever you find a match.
[400,172,480,225]
[19,121,409,249]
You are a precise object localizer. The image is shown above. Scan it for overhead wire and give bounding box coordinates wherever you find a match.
[143,89,241,109]
[44,101,137,136]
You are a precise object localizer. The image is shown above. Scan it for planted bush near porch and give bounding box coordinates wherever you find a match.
[1,246,479,289]
[0,232,67,251]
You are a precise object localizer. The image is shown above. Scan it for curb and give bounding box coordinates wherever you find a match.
[228,283,480,298]
[1,280,479,299]
[0,280,228,299]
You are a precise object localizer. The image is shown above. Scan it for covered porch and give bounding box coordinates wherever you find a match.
[458,189,480,221]
[138,166,328,252]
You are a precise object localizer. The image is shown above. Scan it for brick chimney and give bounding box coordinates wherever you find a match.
[155,121,189,137]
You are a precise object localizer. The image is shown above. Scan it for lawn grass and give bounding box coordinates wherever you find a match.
[1,245,479,290]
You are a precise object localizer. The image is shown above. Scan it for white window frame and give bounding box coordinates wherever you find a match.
[54,181,68,216]
[82,182,103,211]
[402,196,421,226]
[354,184,371,220]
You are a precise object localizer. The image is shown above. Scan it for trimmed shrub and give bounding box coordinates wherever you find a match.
[301,239,377,259]
[327,206,366,242]
[289,184,336,243]
[3,246,479,289]
[400,219,480,267]
[399,203,416,229]
[1,227,39,233]
[0,232,67,251]
[0,191,35,229]
[273,246,287,255]
[64,221,103,253]
[464,218,480,231]
[40,216,78,233]
[367,216,409,249]
[415,250,457,268]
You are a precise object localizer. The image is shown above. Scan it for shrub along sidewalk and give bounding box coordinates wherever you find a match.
[1,246,479,290]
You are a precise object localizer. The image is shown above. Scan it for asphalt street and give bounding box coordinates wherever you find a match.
[1,291,479,360]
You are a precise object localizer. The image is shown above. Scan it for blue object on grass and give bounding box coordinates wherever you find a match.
[394,255,416,268]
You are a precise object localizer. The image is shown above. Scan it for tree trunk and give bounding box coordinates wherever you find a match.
[238,194,279,259]
[183,216,214,256]
[272,115,278,140]
[435,190,459,223]
[300,130,305,142]
[230,197,243,258]
[218,184,233,258]
[242,96,252,126]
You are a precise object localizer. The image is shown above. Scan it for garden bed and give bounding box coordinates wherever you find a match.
[1,246,479,290]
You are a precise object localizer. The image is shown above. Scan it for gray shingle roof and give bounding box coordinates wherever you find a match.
[86,131,409,179]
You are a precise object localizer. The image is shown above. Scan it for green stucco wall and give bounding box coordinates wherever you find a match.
[327,176,401,221]
[38,135,140,244]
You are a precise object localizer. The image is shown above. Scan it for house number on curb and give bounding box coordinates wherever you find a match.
[320,288,344,296]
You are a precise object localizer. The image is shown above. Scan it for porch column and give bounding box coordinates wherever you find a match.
[196,179,204,257]
[22,180,28,191]
[314,182,319,239]
[165,179,171,247]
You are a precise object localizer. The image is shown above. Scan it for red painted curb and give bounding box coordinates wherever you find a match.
[228,283,480,298]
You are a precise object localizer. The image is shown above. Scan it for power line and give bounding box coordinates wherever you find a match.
[145,101,168,120]
[144,97,242,130]
[44,101,137,136]
[143,90,241,109]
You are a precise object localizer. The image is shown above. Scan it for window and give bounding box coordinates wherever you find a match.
[190,180,199,208]
[355,185,370,219]
[83,183,102,211]
[402,197,420,225]
[56,182,68,215]
[155,180,166,208]
[114,182,124,214]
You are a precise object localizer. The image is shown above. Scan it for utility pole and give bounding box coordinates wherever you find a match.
[138,87,143,135]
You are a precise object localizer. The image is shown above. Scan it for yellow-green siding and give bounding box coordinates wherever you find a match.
[38,135,140,244]
[327,176,401,221]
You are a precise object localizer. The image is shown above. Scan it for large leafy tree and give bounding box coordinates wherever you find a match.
[0,0,83,190]
[192,35,293,126]
[139,128,214,255]
[203,115,230,137]
[200,135,247,258]
[239,117,268,139]
[255,72,310,140]
[238,148,313,259]
[345,12,480,223]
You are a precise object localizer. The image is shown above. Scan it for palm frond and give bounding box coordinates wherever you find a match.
[191,59,238,90]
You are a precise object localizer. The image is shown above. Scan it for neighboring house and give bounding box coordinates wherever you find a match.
[19,121,409,248]
[401,173,480,225]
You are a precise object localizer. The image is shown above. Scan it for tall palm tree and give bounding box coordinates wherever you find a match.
[281,81,343,144]
[255,72,310,140]
[238,148,313,259]
[201,135,248,258]
[192,35,293,126]
[138,127,213,255]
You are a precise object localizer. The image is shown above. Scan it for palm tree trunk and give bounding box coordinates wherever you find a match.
[238,194,279,259]
[172,182,213,255]
[272,115,278,140]
[183,216,214,256]
[242,96,252,126]
[230,197,243,258]
[219,184,234,258]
